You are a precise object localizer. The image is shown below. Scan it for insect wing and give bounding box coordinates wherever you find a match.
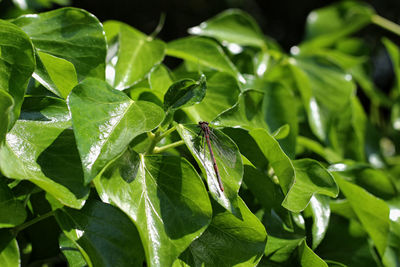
[208,128,237,168]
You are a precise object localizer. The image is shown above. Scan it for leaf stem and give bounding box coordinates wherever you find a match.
[158,125,176,140]
[371,15,400,36]
[149,13,166,40]
[153,140,185,153]
[145,126,178,154]
[12,210,56,235]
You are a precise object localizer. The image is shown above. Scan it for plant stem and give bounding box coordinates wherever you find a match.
[371,15,400,36]
[145,131,160,155]
[153,140,185,153]
[149,13,166,40]
[158,125,176,140]
[12,210,56,235]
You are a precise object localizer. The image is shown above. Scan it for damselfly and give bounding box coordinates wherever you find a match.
[196,121,238,192]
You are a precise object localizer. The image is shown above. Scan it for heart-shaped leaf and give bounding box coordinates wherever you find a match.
[12,7,107,81]
[94,150,212,267]
[188,9,266,48]
[0,96,88,208]
[164,74,206,111]
[0,19,35,130]
[176,123,243,216]
[104,21,166,90]
[298,240,328,266]
[177,197,267,266]
[56,199,145,267]
[67,78,165,184]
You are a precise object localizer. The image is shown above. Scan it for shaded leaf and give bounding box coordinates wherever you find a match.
[56,199,144,267]
[182,197,267,266]
[67,78,164,184]
[0,96,88,208]
[0,19,35,129]
[265,236,303,263]
[0,230,19,267]
[59,233,87,267]
[149,64,174,100]
[12,7,107,80]
[164,74,206,111]
[95,150,212,267]
[0,178,26,228]
[298,240,328,267]
[104,20,166,90]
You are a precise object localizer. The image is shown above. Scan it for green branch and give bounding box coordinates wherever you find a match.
[12,210,56,235]
[372,15,400,36]
[153,140,185,153]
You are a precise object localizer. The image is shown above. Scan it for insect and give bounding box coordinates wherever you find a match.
[198,121,225,192]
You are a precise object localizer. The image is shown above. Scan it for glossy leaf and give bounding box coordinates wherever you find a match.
[249,128,338,212]
[188,9,266,48]
[167,36,244,82]
[181,197,267,266]
[383,38,400,94]
[56,200,144,267]
[67,78,164,184]
[104,20,166,90]
[0,96,88,208]
[0,178,26,228]
[0,230,19,267]
[33,50,78,98]
[12,7,107,80]
[307,195,331,249]
[335,174,390,257]
[0,19,35,129]
[164,74,206,111]
[301,1,374,50]
[95,150,212,267]
[0,91,13,144]
[177,123,243,215]
[298,240,328,267]
[183,72,240,122]
[59,233,87,267]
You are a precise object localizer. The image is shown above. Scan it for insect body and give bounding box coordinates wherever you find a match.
[198,121,224,192]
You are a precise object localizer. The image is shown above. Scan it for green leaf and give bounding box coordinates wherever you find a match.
[164,74,206,111]
[383,37,400,94]
[214,89,268,130]
[56,199,144,267]
[33,50,78,98]
[0,91,13,144]
[0,230,19,267]
[59,233,87,267]
[182,197,267,266]
[67,78,164,184]
[290,57,356,141]
[104,21,166,90]
[0,19,35,129]
[298,240,328,267]
[12,7,107,81]
[335,174,390,257]
[249,128,338,212]
[306,195,331,249]
[182,72,240,122]
[265,236,303,263]
[0,178,26,228]
[176,123,243,216]
[188,9,266,48]
[166,36,244,82]
[149,64,174,99]
[301,1,374,50]
[0,96,88,208]
[95,150,212,267]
